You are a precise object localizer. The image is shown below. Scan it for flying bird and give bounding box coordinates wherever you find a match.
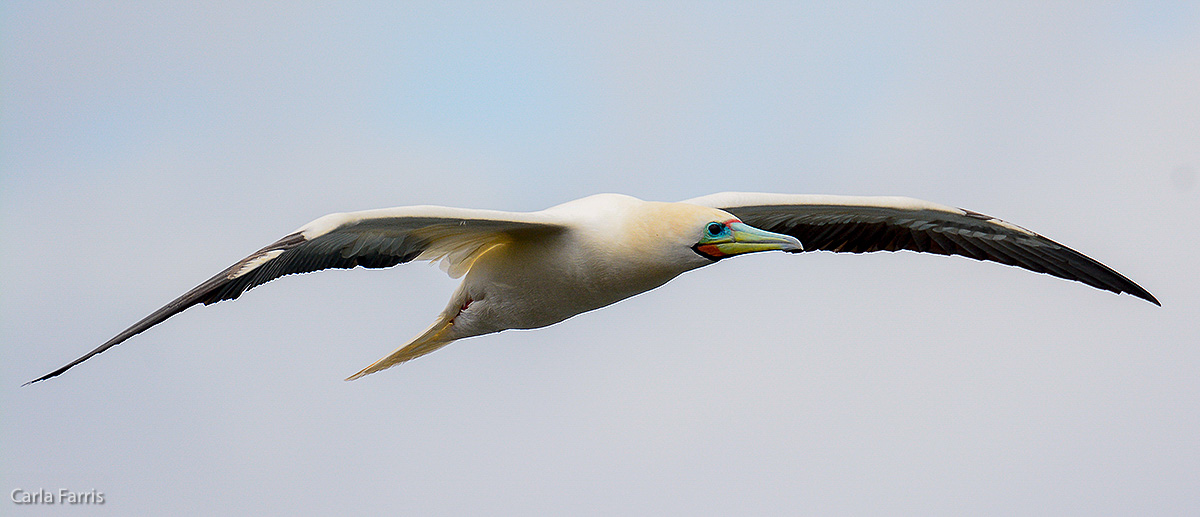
[26,193,1158,385]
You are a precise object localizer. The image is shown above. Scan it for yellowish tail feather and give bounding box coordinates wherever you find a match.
[345,316,456,381]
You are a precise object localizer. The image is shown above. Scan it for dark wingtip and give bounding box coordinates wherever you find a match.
[22,366,68,387]
[1114,278,1159,306]
[1117,276,1159,306]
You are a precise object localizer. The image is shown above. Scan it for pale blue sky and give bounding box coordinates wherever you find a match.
[3,2,1198,515]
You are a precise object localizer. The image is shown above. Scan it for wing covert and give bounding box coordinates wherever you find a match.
[25,207,565,384]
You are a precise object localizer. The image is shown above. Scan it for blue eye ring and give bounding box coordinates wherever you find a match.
[706,222,725,236]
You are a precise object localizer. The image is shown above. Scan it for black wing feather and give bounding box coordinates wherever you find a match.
[724,204,1159,306]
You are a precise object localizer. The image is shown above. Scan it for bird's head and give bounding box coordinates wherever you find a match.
[559,196,804,279]
[689,217,803,261]
[619,201,802,271]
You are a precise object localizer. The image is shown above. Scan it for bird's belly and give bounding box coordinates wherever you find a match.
[457,242,677,334]
[473,272,649,330]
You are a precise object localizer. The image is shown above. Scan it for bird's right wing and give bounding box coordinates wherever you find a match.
[26,206,566,384]
[686,192,1158,305]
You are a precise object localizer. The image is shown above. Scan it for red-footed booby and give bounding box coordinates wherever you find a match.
[26,193,1158,385]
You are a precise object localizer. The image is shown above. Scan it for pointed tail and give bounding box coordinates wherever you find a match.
[345,315,456,381]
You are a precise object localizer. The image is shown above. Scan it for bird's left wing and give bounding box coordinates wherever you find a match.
[685,192,1158,305]
[26,206,566,385]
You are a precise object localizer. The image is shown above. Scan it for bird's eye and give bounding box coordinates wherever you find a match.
[706,222,725,236]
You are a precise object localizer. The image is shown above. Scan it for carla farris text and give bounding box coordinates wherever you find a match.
[12,488,104,505]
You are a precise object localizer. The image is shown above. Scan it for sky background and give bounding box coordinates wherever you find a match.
[3,2,1198,515]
